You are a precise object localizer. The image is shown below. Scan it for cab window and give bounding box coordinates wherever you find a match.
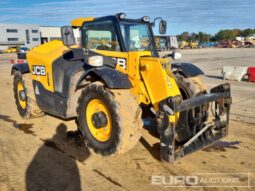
[83,20,120,51]
[120,22,153,52]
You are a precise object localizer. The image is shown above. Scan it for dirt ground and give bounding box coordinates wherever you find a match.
[0,48,255,191]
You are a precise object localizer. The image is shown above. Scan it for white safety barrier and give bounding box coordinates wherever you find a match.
[222,66,248,81]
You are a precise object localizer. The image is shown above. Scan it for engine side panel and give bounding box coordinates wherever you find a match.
[33,69,84,118]
[33,80,68,118]
[26,40,70,92]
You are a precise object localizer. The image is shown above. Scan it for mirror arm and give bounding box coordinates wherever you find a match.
[151,17,163,27]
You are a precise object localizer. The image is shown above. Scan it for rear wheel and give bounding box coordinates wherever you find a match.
[77,82,143,156]
[13,71,44,118]
[175,74,208,142]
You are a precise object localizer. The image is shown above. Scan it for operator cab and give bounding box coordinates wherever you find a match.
[65,13,167,58]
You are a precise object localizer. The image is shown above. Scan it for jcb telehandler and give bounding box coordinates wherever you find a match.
[12,13,231,162]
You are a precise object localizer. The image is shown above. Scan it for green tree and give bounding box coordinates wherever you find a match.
[215,30,235,41]
[232,29,241,37]
[240,28,255,37]
[178,32,189,41]
[190,33,198,41]
[198,32,211,42]
[177,28,255,42]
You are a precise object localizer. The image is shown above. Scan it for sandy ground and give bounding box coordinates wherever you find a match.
[0,48,255,191]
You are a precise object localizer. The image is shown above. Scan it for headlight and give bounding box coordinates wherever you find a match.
[88,56,103,67]
[142,16,150,22]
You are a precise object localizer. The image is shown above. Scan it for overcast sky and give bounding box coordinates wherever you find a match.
[0,0,254,35]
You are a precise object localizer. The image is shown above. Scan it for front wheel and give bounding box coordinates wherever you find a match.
[77,82,143,156]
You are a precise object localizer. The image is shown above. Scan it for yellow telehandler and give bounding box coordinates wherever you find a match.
[12,13,231,162]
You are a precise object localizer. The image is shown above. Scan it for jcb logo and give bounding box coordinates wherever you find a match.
[32,65,46,76]
[113,58,126,70]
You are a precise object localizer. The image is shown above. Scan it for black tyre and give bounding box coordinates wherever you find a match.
[13,71,44,119]
[175,74,208,142]
[77,82,143,156]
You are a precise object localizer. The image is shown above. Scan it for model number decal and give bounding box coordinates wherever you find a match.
[113,58,126,70]
[32,65,46,76]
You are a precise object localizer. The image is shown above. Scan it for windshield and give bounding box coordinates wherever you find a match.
[82,19,158,56]
[120,22,156,53]
[83,20,120,51]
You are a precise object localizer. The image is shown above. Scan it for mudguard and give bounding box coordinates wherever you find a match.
[11,63,30,75]
[76,67,132,89]
[172,63,204,77]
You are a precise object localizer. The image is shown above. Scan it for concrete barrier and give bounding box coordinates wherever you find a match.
[222,66,248,81]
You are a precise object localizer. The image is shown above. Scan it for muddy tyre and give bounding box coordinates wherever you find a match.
[175,74,208,142]
[77,82,143,156]
[13,71,44,119]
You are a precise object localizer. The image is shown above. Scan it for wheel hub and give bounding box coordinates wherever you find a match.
[86,98,112,142]
[19,90,26,101]
[91,111,108,128]
[17,81,27,109]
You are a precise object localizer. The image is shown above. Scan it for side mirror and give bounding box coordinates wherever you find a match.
[61,26,76,47]
[159,20,167,34]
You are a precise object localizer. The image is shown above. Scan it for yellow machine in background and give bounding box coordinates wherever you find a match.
[189,41,199,49]
[179,41,198,49]
[178,41,188,49]
[12,13,231,162]
[4,47,17,53]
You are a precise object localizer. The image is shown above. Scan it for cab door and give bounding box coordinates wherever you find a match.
[82,18,128,70]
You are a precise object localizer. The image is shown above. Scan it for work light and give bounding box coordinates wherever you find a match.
[142,16,150,22]
[116,13,126,20]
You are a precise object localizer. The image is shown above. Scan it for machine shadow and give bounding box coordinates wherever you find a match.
[26,123,90,191]
[139,137,161,161]
[205,75,249,82]
[143,119,159,139]
[205,75,224,80]
[140,120,161,161]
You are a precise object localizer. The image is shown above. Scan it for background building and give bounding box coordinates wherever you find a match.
[0,24,81,51]
[0,24,40,50]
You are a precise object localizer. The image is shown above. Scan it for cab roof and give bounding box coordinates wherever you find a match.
[71,14,151,28]
[71,17,94,27]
